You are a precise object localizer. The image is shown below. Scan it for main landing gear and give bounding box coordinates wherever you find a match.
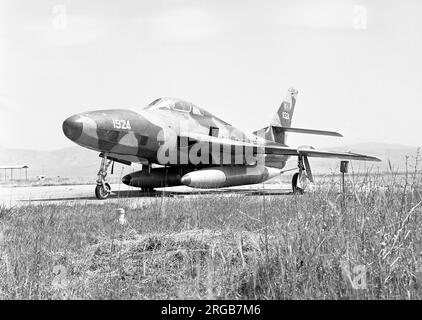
[140,187,155,194]
[292,155,313,194]
[95,153,112,200]
[139,164,155,194]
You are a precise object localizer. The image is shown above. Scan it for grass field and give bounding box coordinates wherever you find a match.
[0,164,421,299]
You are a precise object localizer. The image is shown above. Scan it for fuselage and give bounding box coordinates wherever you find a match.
[63,98,289,167]
[62,97,289,188]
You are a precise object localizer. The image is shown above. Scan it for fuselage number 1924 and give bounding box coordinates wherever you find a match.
[112,119,131,130]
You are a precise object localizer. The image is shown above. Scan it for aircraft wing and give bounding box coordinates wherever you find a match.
[181,132,381,162]
[265,145,381,161]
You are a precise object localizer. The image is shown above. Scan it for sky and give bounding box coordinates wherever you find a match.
[1,0,421,150]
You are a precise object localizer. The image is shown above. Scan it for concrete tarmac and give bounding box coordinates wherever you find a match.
[0,183,292,208]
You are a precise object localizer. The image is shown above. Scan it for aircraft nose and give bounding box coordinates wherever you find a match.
[62,115,83,141]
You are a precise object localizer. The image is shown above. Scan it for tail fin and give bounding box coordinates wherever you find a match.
[263,87,298,145]
[271,87,298,128]
[253,88,298,145]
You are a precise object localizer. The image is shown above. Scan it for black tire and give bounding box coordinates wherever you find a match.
[292,173,304,195]
[95,183,111,200]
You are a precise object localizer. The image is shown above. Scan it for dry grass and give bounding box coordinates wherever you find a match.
[0,156,421,300]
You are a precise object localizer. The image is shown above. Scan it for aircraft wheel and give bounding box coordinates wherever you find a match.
[95,183,111,200]
[292,173,304,195]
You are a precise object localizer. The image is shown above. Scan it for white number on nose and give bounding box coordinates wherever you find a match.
[113,119,121,128]
[113,119,131,130]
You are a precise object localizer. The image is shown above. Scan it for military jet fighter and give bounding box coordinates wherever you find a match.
[62,88,380,199]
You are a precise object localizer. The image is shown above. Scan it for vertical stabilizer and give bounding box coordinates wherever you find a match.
[271,87,298,128]
[268,87,298,144]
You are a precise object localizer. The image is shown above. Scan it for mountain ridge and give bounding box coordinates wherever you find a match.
[0,142,419,178]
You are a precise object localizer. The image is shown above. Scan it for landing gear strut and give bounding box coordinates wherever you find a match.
[140,163,154,194]
[95,153,112,200]
[292,155,313,194]
[292,157,305,194]
[140,187,155,194]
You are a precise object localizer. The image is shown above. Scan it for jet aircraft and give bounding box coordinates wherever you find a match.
[62,88,380,199]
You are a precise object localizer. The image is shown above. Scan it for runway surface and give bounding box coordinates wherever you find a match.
[0,183,293,208]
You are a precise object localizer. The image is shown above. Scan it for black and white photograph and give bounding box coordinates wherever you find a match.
[1,0,422,308]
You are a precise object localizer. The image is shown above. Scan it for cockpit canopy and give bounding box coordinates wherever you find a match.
[144,97,208,116]
[144,97,231,126]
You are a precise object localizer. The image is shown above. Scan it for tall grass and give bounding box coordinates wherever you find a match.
[0,156,421,299]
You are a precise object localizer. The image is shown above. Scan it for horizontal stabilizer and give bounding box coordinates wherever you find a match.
[273,126,342,137]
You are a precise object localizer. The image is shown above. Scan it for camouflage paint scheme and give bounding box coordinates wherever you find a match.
[63,88,380,189]
[62,90,298,167]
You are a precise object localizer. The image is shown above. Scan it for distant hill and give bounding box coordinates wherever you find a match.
[0,142,419,179]
[0,146,141,179]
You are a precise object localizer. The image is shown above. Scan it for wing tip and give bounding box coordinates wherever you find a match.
[349,153,382,162]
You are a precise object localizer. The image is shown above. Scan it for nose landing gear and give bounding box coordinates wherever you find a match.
[95,154,112,200]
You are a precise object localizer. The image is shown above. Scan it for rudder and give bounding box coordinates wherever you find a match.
[267,87,298,145]
[271,87,298,128]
